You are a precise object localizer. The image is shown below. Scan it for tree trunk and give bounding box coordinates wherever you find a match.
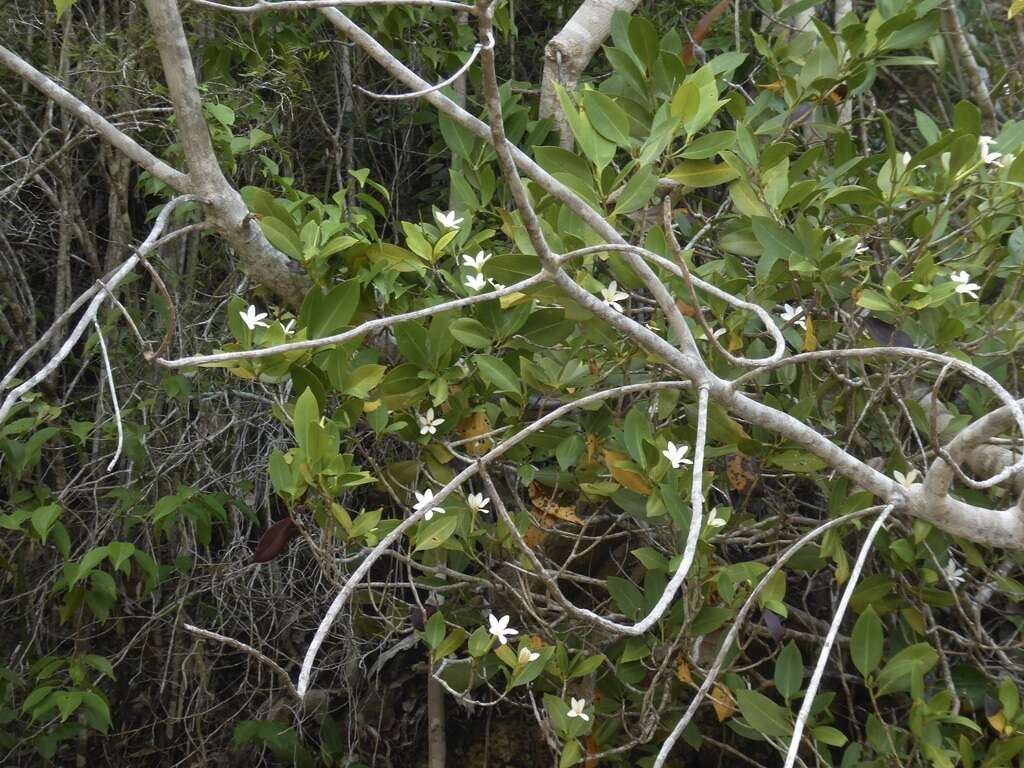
[538,0,641,148]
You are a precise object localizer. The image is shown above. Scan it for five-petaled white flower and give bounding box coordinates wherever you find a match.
[462,251,492,270]
[893,469,918,490]
[413,489,446,521]
[567,697,590,721]
[434,210,464,229]
[662,442,692,469]
[487,613,519,645]
[517,647,540,664]
[418,408,444,436]
[282,319,296,336]
[465,273,487,292]
[944,558,966,588]
[466,493,490,513]
[239,305,269,331]
[707,509,727,528]
[950,270,981,300]
[780,303,806,330]
[600,281,629,313]
[978,136,1004,166]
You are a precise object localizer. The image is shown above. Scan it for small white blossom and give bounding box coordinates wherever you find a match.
[418,408,444,436]
[567,697,590,721]
[943,558,966,588]
[978,135,1004,166]
[466,493,490,513]
[780,303,806,330]
[239,305,269,330]
[487,613,519,645]
[662,441,692,469]
[854,241,869,255]
[464,272,487,292]
[434,210,464,229]
[893,469,918,490]
[706,509,727,528]
[517,647,540,664]
[462,251,492,270]
[600,281,629,313]
[413,489,446,521]
[282,319,296,336]
[488,279,507,291]
[950,270,981,300]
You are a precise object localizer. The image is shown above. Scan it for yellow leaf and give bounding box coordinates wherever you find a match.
[499,292,529,309]
[802,314,818,352]
[711,684,736,722]
[603,450,652,495]
[675,657,695,685]
[363,399,382,413]
[457,410,493,457]
[1010,0,1024,18]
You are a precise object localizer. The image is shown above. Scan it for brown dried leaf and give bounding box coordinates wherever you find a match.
[682,0,731,64]
[253,518,299,563]
[529,483,584,525]
[725,453,760,493]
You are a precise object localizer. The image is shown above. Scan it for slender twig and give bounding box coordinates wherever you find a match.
[358,33,492,101]
[92,318,124,472]
[191,0,475,12]
[183,623,299,700]
[783,505,894,768]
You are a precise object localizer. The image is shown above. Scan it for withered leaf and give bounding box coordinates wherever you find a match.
[253,517,299,563]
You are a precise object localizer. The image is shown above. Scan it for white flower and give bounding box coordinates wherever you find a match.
[487,613,519,645]
[466,493,490,513]
[567,697,590,721]
[600,281,629,313]
[462,251,492,270]
[780,303,806,330]
[517,647,540,664]
[978,136,1004,166]
[417,408,444,435]
[434,210,464,229]
[893,469,918,490]
[662,442,692,469]
[239,305,269,330]
[854,241,869,255]
[413,489,446,521]
[706,509,727,528]
[488,279,506,290]
[282,319,296,336]
[943,558,966,588]
[464,272,487,292]
[950,270,981,300]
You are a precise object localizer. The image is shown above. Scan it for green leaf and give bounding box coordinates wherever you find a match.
[292,388,320,456]
[612,166,658,216]
[568,653,605,679]
[681,131,736,159]
[54,0,77,20]
[850,606,884,677]
[344,364,387,399]
[424,609,445,649]
[813,726,848,747]
[735,689,793,738]
[581,91,631,147]
[774,641,804,700]
[30,504,61,542]
[71,546,109,587]
[856,289,898,313]
[875,643,938,696]
[259,218,303,261]
[307,280,360,338]
[414,513,459,552]
[449,318,493,348]
[474,354,521,394]
[106,542,135,573]
[606,576,644,620]
[207,103,236,128]
[55,691,83,722]
[80,691,111,734]
[665,160,739,188]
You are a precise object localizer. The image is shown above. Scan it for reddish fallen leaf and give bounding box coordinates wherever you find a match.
[253,517,299,562]
[682,0,731,65]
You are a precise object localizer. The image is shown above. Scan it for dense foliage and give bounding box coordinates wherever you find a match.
[2,0,1024,766]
